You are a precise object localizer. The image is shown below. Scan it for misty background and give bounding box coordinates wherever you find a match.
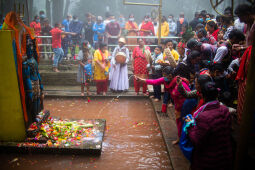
[0,0,247,24]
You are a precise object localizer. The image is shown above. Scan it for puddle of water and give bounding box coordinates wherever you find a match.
[0,98,171,170]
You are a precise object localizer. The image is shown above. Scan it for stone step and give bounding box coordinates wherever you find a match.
[39,59,137,86]
[41,72,80,86]
[39,59,133,66]
[40,71,135,86]
[44,85,153,91]
[39,64,78,71]
[39,59,77,65]
[39,64,133,72]
[43,85,154,96]
[40,68,134,74]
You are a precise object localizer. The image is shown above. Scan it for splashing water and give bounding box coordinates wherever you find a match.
[97,75,135,117]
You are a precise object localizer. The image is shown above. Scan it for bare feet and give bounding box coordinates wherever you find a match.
[53,68,60,72]
[150,95,155,99]
[154,98,159,102]
[172,138,179,145]
[81,92,85,96]
[168,103,174,108]
[102,92,106,96]
[87,91,91,96]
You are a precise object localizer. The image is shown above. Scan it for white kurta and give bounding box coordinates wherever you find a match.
[109,46,130,91]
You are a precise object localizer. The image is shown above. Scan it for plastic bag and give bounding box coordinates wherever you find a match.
[179,114,194,161]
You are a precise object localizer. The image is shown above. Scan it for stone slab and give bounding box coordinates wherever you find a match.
[0,119,106,156]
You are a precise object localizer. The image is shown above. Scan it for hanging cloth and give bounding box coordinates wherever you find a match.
[3,12,39,123]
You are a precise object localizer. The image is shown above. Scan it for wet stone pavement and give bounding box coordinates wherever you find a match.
[0,98,173,170]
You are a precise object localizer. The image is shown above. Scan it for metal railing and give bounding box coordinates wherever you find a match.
[36,35,181,55]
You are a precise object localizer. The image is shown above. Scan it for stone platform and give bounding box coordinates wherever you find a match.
[0,118,106,155]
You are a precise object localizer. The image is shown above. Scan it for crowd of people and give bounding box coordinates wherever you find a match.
[136,4,254,169]
[28,4,255,169]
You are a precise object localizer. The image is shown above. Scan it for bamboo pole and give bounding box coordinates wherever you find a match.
[158,0,162,44]
[231,0,234,17]
[14,2,16,12]
[23,4,24,17]
[123,0,160,7]
[18,3,20,16]
[26,0,29,24]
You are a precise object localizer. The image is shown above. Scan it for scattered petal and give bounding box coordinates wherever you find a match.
[9,158,18,163]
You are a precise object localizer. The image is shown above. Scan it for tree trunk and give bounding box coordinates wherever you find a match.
[28,0,34,18]
[52,0,64,24]
[24,0,33,24]
[46,0,51,24]
[63,0,70,19]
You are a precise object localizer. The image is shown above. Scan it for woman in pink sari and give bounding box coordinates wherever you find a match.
[137,66,190,144]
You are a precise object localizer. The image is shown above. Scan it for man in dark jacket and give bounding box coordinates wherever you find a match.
[69,15,83,58]
[176,12,188,36]
[41,18,52,59]
[84,13,94,46]
[189,12,202,31]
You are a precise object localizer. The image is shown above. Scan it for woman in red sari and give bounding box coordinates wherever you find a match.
[132,39,150,95]
[139,15,155,44]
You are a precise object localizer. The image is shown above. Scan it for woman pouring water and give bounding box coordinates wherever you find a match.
[109,37,130,92]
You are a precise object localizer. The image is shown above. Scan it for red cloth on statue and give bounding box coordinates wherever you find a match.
[3,12,41,122]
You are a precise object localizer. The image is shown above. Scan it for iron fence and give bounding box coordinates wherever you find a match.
[36,35,181,55]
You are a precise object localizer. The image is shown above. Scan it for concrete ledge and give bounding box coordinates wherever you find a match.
[45,94,148,99]
[150,99,190,170]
